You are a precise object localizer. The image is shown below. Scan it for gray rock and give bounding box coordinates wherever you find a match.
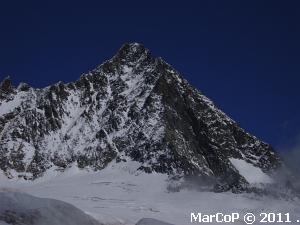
[136,218,174,225]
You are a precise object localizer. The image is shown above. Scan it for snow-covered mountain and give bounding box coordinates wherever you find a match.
[0,43,280,192]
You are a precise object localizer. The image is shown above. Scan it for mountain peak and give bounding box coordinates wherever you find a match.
[120,42,146,52]
[0,44,281,192]
[115,42,152,64]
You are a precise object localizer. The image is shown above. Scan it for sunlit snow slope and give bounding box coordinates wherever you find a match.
[0,160,299,225]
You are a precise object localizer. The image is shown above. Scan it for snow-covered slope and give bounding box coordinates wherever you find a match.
[229,158,274,184]
[0,161,299,225]
[0,190,103,225]
[0,43,280,192]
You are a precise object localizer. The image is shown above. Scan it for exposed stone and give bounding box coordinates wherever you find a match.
[0,43,281,191]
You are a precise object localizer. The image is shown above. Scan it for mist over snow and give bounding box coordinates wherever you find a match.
[278,135,300,190]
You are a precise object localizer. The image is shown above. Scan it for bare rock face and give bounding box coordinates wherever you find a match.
[0,43,281,191]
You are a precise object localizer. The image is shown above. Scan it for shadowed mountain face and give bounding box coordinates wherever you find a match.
[0,43,280,191]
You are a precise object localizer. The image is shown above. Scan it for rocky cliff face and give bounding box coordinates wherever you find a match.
[0,43,280,191]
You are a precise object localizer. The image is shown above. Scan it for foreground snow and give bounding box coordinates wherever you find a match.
[0,190,102,225]
[0,161,299,225]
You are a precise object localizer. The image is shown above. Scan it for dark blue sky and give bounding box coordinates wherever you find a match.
[0,1,299,151]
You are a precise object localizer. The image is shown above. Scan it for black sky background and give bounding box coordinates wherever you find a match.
[0,1,299,151]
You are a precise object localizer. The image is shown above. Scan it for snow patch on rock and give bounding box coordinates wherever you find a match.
[229,158,273,184]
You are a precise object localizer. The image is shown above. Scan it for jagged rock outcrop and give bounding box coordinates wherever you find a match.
[0,43,281,191]
[0,77,14,100]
